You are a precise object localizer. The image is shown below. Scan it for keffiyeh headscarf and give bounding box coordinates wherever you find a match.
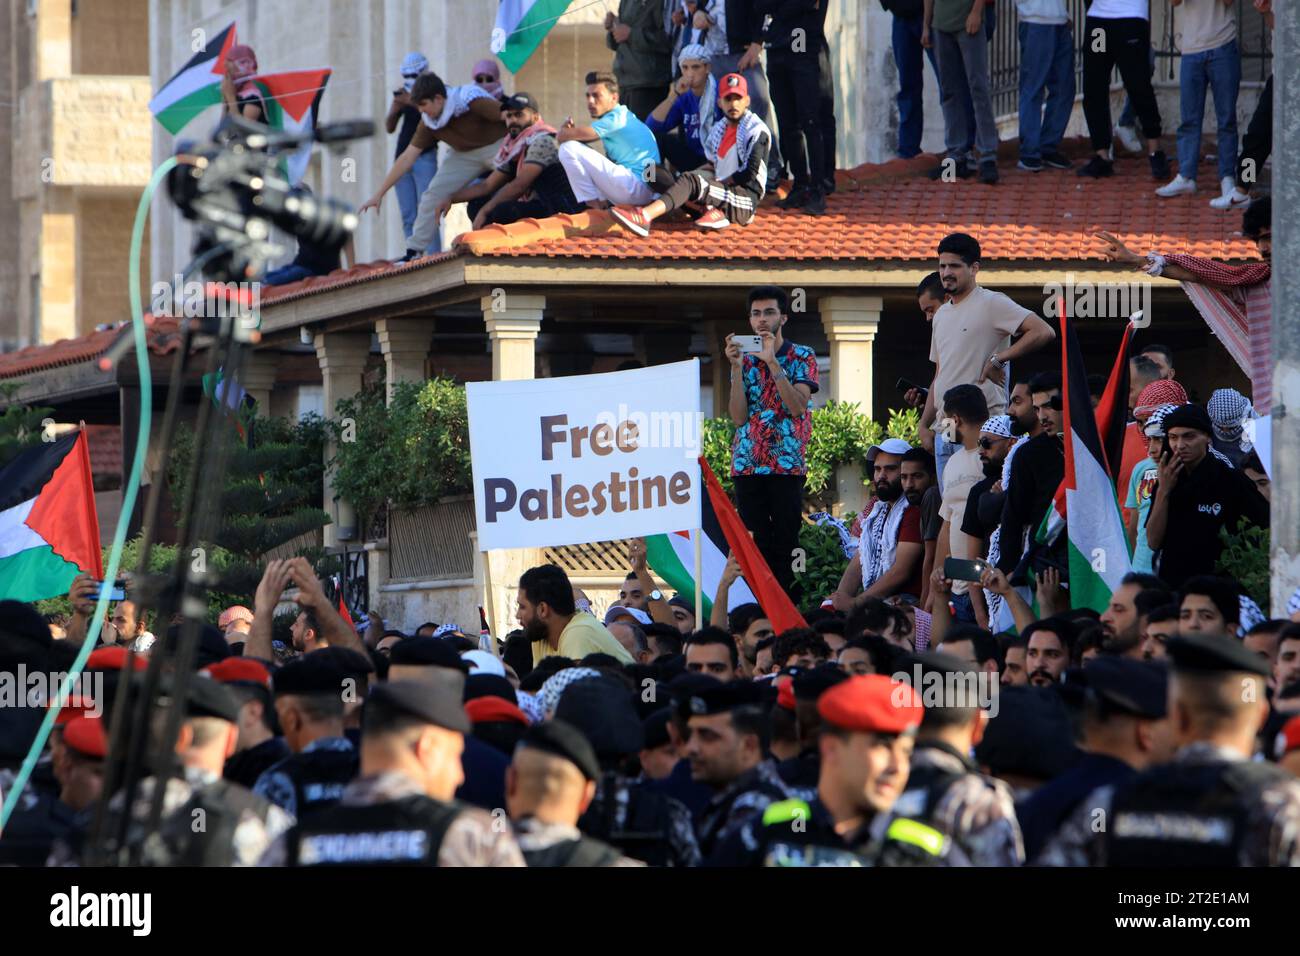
[677,43,718,143]
[1134,380,1188,420]
[516,691,545,724]
[472,58,504,99]
[539,667,601,717]
[1208,388,1254,445]
[400,52,428,92]
[1238,593,1266,637]
[1143,403,1183,438]
[980,415,1014,439]
[1288,586,1300,619]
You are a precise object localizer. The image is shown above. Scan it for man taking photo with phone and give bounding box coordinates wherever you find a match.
[725,285,818,596]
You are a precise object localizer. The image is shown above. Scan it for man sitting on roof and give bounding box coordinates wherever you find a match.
[557,70,663,211]
[610,73,771,236]
[433,93,583,231]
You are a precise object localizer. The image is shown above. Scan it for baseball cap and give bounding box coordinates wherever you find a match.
[604,605,652,626]
[719,73,748,98]
[867,438,913,462]
[501,92,540,112]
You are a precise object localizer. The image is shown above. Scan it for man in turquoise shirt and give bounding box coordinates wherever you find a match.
[558,70,662,209]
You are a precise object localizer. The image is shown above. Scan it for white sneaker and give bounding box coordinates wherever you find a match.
[1209,176,1251,210]
[1155,174,1197,198]
[1116,124,1143,154]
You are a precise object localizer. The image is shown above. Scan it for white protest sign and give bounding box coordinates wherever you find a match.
[467,360,703,551]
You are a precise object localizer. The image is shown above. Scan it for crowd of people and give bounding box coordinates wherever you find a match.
[4,220,1297,865]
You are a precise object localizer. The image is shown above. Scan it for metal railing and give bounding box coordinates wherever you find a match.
[989,0,1272,119]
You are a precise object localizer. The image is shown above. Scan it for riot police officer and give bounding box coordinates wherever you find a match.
[709,674,961,866]
[269,680,524,866]
[1039,633,1300,866]
[890,651,1025,865]
[774,665,848,802]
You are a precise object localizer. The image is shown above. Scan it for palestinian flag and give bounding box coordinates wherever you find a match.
[0,431,103,603]
[493,0,573,73]
[1041,303,1133,613]
[149,21,237,134]
[1093,320,1135,488]
[248,69,332,184]
[646,472,757,619]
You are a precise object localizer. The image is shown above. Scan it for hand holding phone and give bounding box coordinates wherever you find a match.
[734,334,764,354]
[943,557,989,583]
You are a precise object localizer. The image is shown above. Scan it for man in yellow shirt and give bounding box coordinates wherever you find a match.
[518,565,635,667]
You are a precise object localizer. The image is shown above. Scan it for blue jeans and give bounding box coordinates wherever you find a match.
[394,149,440,252]
[892,14,940,158]
[1177,39,1240,182]
[935,433,956,488]
[1017,22,1075,161]
[264,263,314,286]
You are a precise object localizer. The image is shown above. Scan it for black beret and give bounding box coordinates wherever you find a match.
[1083,656,1169,718]
[1167,632,1271,678]
[306,645,375,677]
[685,679,771,716]
[368,679,471,734]
[162,623,231,671]
[273,651,354,696]
[464,673,518,704]
[554,676,643,757]
[173,675,241,723]
[1161,403,1213,436]
[520,719,601,781]
[975,686,1081,781]
[642,707,672,750]
[389,636,471,671]
[792,663,849,701]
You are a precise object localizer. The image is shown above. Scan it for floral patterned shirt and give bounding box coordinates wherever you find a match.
[731,340,819,476]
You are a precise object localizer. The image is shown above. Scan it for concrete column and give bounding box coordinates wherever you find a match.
[315,331,371,546]
[821,296,883,516]
[482,293,544,381]
[37,0,72,81]
[39,188,76,342]
[240,352,280,416]
[376,318,432,404]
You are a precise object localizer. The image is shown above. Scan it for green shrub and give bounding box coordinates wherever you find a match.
[1216,520,1269,610]
[792,519,854,608]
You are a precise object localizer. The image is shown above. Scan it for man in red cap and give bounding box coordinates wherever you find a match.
[709,674,961,865]
[610,72,772,236]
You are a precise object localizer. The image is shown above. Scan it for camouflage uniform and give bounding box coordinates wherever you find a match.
[579,773,702,867]
[695,759,792,859]
[512,817,644,867]
[889,740,1025,866]
[260,771,525,867]
[1037,743,1300,867]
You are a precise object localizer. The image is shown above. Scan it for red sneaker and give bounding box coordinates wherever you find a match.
[694,209,731,230]
[610,205,651,237]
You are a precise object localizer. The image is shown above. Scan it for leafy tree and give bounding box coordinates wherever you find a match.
[0,383,56,469]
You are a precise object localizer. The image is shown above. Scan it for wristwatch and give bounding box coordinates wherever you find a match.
[649,589,663,602]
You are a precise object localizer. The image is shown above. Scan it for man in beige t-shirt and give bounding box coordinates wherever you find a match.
[920,233,1056,485]
[516,564,636,667]
[933,385,990,622]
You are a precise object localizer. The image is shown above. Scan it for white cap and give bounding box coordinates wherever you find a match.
[462,650,506,677]
[867,438,912,461]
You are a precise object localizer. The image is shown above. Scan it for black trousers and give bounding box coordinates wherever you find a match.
[1082,17,1162,150]
[733,474,805,597]
[622,85,666,121]
[766,48,827,193]
[1238,73,1271,189]
[466,191,582,227]
[655,129,708,173]
[818,42,837,189]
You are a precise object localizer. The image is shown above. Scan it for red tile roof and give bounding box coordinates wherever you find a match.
[85,424,123,478]
[0,315,183,380]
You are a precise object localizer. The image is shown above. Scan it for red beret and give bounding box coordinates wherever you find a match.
[203,657,273,689]
[52,699,96,726]
[817,674,923,735]
[1277,715,1300,759]
[86,646,147,672]
[776,676,795,712]
[63,715,107,759]
[464,695,529,726]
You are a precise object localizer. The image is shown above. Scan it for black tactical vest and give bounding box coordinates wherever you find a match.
[144,779,277,867]
[522,834,623,868]
[1104,759,1291,867]
[580,774,674,867]
[892,743,969,826]
[283,748,360,819]
[287,794,463,867]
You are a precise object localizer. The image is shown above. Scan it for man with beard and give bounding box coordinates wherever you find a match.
[995,371,1066,580]
[708,675,959,866]
[932,385,990,625]
[1023,617,1075,687]
[516,564,634,667]
[1099,572,1167,658]
[960,416,1015,622]
[832,440,925,610]
[890,652,1025,866]
[902,448,942,611]
[710,585,773,678]
[685,681,791,859]
[438,93,582,229]
[1000,634,1028,686]
[1140,604,1180,661]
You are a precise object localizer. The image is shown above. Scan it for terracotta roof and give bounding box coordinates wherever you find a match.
[257,251,462,305]
[85,424,123,478]
[0,315,183,380]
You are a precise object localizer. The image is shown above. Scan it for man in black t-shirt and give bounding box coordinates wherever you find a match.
[960,414,1016,547]
[1146,404,1269,589]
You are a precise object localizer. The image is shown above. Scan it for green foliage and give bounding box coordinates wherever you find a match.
[0,383,56,469]
[701,417,737,495]
[330,378,472,531]
[885,407,921,446]
[1217,520,1269,610]
[804,401,881,497]
[792,519,853,608]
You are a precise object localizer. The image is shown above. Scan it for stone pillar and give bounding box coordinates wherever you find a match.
[240,352,280,417]
[315,331,371,547]
[37,0,72,81]
[482,293,544,381]
[821,296,883,516]
[40,188,76,342]
[376,318,432,404]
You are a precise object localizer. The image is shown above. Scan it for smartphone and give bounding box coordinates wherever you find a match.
[895,377,928,396]
[97,580,127,602]
[944,557,989,583]
[734,334,764,354]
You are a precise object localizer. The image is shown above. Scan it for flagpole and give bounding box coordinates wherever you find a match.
[694,528,703,627]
